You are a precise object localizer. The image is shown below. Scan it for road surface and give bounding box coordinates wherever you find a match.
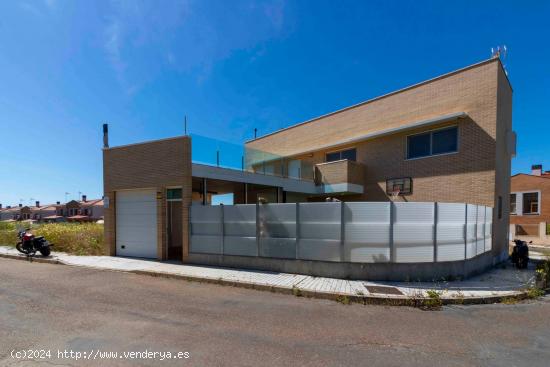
[0,257,549,366]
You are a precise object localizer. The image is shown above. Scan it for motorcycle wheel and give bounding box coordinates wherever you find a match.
[39,247,51,257]
[16,242,28,254]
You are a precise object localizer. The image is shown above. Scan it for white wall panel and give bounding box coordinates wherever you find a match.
[393,203,434,263]
[437,203,466,262]
[466,204,477,259]
[344,202,390,263]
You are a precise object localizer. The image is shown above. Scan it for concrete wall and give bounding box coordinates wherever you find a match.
[186,252,495,281]
[103,136,192,261]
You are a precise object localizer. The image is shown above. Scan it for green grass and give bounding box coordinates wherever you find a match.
[0,222,104,256]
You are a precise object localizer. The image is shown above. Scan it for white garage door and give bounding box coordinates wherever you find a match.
[116,189,157,258]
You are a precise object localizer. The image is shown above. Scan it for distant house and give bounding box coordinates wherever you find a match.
[510,164,550,236]
[0,196,104,223]
[65,196,104,222]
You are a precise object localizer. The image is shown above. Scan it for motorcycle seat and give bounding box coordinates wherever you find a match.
[34,236,44,241]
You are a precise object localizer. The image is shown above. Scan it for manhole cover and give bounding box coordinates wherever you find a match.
[365,285,404,295]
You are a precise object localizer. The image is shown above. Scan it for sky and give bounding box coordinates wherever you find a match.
[0,0,549,206]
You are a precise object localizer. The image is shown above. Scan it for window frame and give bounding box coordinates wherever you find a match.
[406,125,459,161]
[510,190,541,216]
[325,147,357,163]
[510,193,517,215]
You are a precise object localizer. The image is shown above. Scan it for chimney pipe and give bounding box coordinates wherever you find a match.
[103,123,109,148]
[7,206,11,209]
[36,201,40,208]
[56,201,60,205]
[0,204,2,209]
[532,164,542,176]
[82,195,87,202]
[19,204,22,208]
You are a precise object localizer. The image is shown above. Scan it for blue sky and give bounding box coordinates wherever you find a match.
[0,0,549,206]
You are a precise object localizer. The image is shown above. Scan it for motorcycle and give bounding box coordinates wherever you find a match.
[15,229,53,257]
[511,239,530,269]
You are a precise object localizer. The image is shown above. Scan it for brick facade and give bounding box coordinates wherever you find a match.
[103,136,192,261]
[246,58,513,258]
[510,174,550,235]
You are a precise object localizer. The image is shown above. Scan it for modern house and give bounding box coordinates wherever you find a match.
[510,165,550,237]
[103,57,514,280]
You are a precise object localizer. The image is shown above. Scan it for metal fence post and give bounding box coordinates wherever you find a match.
[295,202,300,260]
[256,202,260,257]
[340,201,345,262]
[464,203,468,260]
[389,201,395,263]
[220,204,224,255]
[433,202,438,263]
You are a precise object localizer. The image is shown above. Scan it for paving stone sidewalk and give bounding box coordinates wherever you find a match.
[0,245,540,305]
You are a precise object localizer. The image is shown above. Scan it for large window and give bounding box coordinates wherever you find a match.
[511,191,541,216]
[326,148,356,162]
[523,192,539,215]
[407,126,458,159]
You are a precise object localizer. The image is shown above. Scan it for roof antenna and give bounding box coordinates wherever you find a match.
[491,45,509,75]
[184,116,188,136]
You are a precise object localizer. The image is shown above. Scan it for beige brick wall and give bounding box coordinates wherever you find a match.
[315,160,366,186]
[246,58,513,257]
[103,136,192,261]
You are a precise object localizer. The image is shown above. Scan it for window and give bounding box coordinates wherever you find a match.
[407,126,458,159]
[167,188,182,200]
[386,177,413,195]
[523,192,539,214]
[326,148,356,162]
[510,193,516,214]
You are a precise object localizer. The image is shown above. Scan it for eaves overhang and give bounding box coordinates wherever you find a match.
[275,111,468,158]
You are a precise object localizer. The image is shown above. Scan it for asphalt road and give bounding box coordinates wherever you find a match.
[1,258,549,367]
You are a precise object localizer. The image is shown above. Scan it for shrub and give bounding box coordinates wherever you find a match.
[0,222,104,256]
[423,290,443,310]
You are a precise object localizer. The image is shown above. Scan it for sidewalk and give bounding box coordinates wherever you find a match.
[0,245,542,306]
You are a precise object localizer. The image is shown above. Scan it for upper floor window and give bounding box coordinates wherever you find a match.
[523,192,539,215]
[407,126,458,160]
[511,191,540,216]
[326,148,356,162]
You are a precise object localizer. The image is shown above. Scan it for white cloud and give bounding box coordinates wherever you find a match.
[102,0,289,92]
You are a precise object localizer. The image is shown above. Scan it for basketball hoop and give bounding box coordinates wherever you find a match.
[390,186,401,200]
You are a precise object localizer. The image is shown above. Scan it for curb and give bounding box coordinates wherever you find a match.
[0,252,538,308]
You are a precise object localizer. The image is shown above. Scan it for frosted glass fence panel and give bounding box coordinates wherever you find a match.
[190,205,223,254]
[344,202,391,263]
[466,204,478,259]
[224,204,257,256]
[189,202,493,264]
[476,205,486,256]
[259,204,296,259]
[485,207,493,251]
[436,203,467,262]
[393,203,434,263]
[298,202,341,262]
